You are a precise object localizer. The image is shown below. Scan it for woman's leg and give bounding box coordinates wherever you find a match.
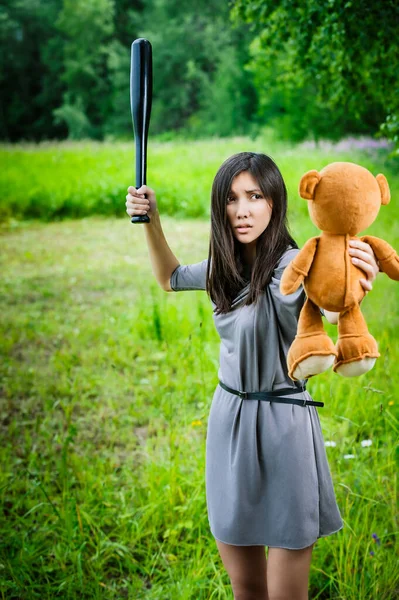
[215,540,269,600]
[266,543,314,600]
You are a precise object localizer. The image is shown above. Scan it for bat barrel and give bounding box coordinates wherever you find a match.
[130,38,153,223]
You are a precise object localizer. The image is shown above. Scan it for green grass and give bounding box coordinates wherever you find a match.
[0,137,398,599]
[0,132,398,224]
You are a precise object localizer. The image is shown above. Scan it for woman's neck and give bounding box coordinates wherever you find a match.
[242,241,256,268]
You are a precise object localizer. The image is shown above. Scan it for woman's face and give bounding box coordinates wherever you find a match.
[226,170,273,246]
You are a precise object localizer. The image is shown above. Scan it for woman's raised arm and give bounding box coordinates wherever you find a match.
[126,184,180,291]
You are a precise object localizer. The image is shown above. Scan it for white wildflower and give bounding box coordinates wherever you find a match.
[361,439,372,447]
[343,454,355,459]
[325,441,337,447]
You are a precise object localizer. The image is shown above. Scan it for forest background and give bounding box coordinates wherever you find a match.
[1,0,398,147]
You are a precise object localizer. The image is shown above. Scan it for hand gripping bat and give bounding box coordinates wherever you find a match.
[130,38,153,224]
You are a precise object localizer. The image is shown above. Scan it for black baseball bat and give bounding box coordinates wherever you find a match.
[130,38,153,224]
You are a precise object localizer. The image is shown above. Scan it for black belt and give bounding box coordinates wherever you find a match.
[218,380,324,407]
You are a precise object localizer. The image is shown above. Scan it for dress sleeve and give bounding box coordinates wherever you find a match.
[169,258,208,291]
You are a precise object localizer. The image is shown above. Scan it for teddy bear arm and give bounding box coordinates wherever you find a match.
[280,264,303,295]
[360,235,399,281]
[280,237,319,295]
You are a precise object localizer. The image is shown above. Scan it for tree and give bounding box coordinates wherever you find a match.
[53,0,115,139]
[0,0,255,141]
[0,0,66,141]
[231,0,399,147]
[138,0,256,137]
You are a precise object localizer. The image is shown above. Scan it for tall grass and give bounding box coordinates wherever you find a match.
[0,133,398,224]
[0,137,398,598]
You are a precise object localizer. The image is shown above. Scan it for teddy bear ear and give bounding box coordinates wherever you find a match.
[299,170,321,200]
[376,174,390,205]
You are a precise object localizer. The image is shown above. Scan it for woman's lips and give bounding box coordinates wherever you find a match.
[236,225,252,232]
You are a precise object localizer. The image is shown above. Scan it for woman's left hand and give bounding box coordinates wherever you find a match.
[349,240,380,292]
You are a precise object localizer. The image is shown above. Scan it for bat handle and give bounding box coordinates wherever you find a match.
[131,212,150,224]
[131,188,150,222]
[131,136,150,223]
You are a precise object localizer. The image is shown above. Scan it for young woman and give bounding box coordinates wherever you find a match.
[125,152,379,600]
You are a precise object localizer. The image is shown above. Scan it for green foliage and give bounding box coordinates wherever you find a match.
[53,94,93,140]
[231,0,399,147]
[379,112,399,156]
[247,37,380,144]
[0,0,145,142]
[1,0,398,145]
[54,0,115,139]
[0,0,66,140]
[138,0,256,138]
[102,40,132,140]
[189,44,257,138]
[0,0,257,142]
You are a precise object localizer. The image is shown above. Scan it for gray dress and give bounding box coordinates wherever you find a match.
[170,248,344,549]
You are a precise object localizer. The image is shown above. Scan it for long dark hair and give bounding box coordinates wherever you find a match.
[206,152,297,314]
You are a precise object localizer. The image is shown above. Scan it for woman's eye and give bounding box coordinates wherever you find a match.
[227,196,235,203]
[252,193,262,200]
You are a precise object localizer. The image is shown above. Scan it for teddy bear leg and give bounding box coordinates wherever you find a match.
[288,298,337,381]
[334,304,380,377]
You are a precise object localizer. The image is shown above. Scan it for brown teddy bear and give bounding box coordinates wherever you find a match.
[280,161,399,381]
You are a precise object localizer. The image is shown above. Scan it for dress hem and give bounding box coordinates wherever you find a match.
[211,523,344,550]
